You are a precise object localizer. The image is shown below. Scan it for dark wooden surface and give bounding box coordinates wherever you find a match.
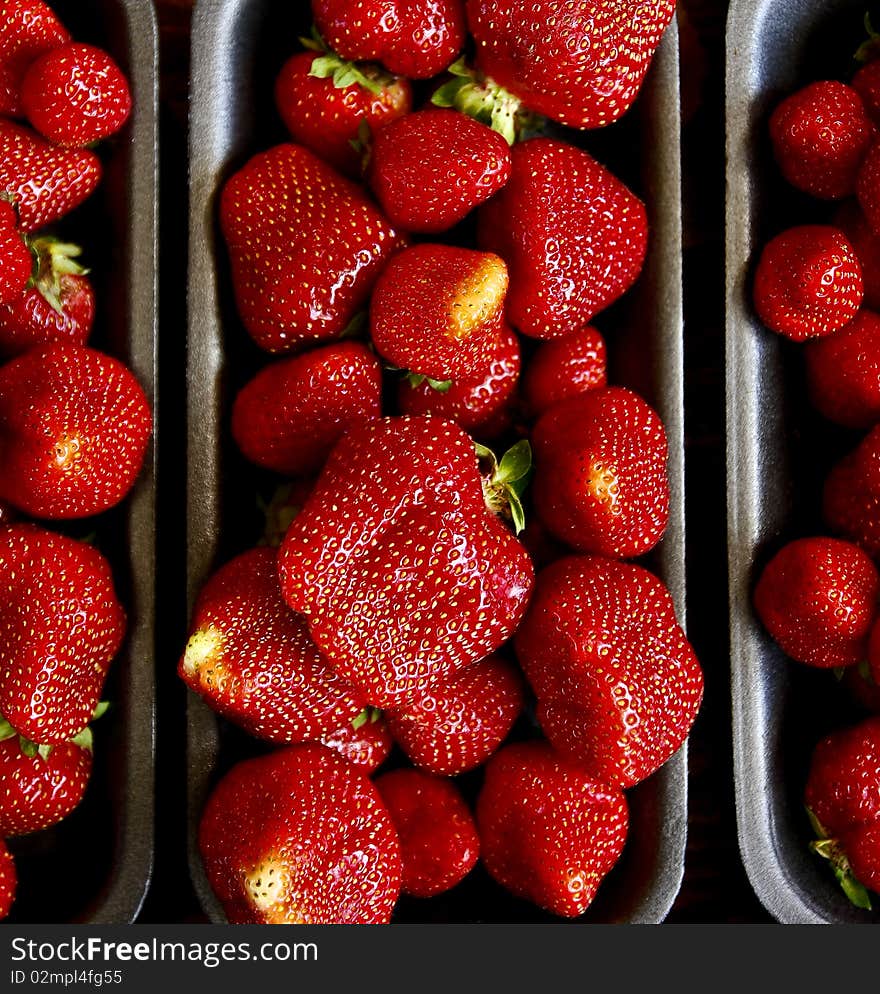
[142,0,773,923]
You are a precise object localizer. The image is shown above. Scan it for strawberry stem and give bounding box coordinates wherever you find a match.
[856,12,880,63]
[807,805,873,910]
[405,372,453,393]
[27,236,88,315]
[477,439,532,534]
[302,29,397,98]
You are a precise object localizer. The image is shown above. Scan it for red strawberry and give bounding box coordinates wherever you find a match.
[180,548,364,743]
[515,556,703,788]
[0,730,92,836]
[319,709,393,773]
[522,325,607,418]
[0,840,14,920]
[386,654,523,775]
[754,537,879,669]
[842,659,880,716]
[0,199,31,306]
[464,0,676,130]
[368,108,511,233]
[21,42,131,148]
[0,0,69,118]
[397,321,520,438]
[275,49,411,179]
[231,342,383,477]
[199,744,402,924]
[805,716,880,908]
[313,0,466,80]
[805,309,880,429]
[532,387,669,559]
[0,120,101,232]
[0,237,94,359]
[476,741,628,917]
[0,344,152,519]
[753,226,863,341]
[854,60,880,127]
[478,138,648,340]
[858,139,880,234]
[278,417,535,708]
[371,244,508,383]
[834,201,880,312]
[824,427,880,560]
[0,525,125,745]
[770,81,875,199]
[220,144,405,353]
[375,768,479,898]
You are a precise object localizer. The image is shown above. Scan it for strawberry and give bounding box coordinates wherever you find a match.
[198,744,402,924]
[0,344,152,519]
[753,226,864,341]
[769,81,875,200]
[754,537,879,669]
[180,548,364,743]
[0,728,93,836]
[515,556,703,788]
[319,708,393,773]
[231,342,383,477]
[0,525,125,745]
[521,325,607,418]
[0,0,69,118]
[824,427,880,560]
[386,653,524,775]
[0,841,14,920]
[368,108,511,234]
[464,0,676,130]
[396,321,520,438]
[477,138,648,340]
[834,201,880,312]
[275,48,411,179]
[858,140,880,234]
[476,741,628,917]
[805,717,880,908]
[0,120,101,232]
[532,387,669,559]
[843,660,880,716]
[312,0,466,80]
[278,417,535,708]
[371,243,508,383]
[805,309,880,430]
[375,768,479,898]
[220,143,405,353]
[21,42,131,148]
[0,199,32,306]
[854,60,880,127]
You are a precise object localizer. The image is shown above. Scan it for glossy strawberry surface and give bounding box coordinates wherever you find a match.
[521,325,607,418]
[806,717,880,839]
[220,143,405,353]
[0,272,94,359]
[375,768,479,898]
[478,138,648,339]
[854,60,880,127]
[180,548,364,743]
[319,711,393,773]
[755,537,879,669]
[0,0,69,118]
[753,226,863,341]
[835,201,880,311]
[532,387,669,558]
[278,416,535,708]
[199,744,402,924]
[476,741,628,917]
[0,736,92,836]
[313,0,466,79]
[466,0,676,130]
[770,81,875,199]
[21,42,131,148]
[368,108,511,234]
[0,200,32,306]
[824,427,880,560]
[231,342,383,477]
[858,139,880,234]
[0,120,100,232]
[386,654,524,775]
[806,309,880,429]
[0,344,152,519]
[0,841,15,920]
[515,556,703,789]
[0,525,125,745]
[275,51,411,178]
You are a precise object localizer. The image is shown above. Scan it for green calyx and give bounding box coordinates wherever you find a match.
[28,236,88,315]
[301,26,393,97]
[351,707,382,731]
[431,57,542,145]
[807,806,873,911]
[405,372,453,393]
[856,13,880,63]
[477,438,532,535]
[0,702,108,760]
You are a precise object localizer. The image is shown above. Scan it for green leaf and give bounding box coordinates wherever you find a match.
[426,378,453,394]
[806,806,828,840]
[92,701,110,722]
[70,727,94,752]
[299,26,328,53]
[431,78,467,108]
[366,707,382,725]
[309,55,341,79]
[19,737,38,759]
[37,744,53,760]
[833,666,847,682]
[341,310,368,339]
[497,440,532,485]
[0,718,16,743]
[508,491,526,535]
[351,710,370,731]
[836,867,873,910]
